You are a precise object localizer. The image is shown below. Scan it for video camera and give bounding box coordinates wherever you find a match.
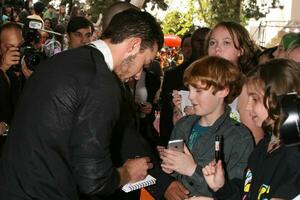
[278,92,300,146]
[12,18,44,72]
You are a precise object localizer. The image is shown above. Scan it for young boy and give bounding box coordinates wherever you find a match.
[159,56,254,198]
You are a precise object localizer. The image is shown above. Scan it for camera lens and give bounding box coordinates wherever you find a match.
[29,54,41,66]
[26,53,41,71]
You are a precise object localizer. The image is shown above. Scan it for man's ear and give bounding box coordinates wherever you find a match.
[127,37,142,55]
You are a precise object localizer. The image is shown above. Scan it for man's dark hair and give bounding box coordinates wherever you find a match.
[101,9,163,51]
[33,1,45,15]
[0,22,22,37]
[18,10,29,24]
[66,16,94,35]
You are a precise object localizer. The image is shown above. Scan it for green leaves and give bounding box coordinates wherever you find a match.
[162,10,194,36]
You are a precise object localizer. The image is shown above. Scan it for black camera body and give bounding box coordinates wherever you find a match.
[12,18,43,72]
[278,92,300,146]
[19,44,43,71]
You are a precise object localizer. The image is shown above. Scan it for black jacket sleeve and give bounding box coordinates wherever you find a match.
[214,178,243,200]
[70,50,122,196]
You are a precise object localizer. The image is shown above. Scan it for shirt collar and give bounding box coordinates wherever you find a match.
[89,40,113,71]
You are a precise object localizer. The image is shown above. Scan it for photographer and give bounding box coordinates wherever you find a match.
[0,22,28,152]
[1,20,57,150]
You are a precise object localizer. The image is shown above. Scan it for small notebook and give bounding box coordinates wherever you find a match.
[121,175,156,193]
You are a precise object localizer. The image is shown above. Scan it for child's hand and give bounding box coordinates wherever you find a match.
[157,145,174,174]
[161,165,174,174]
[172,90,182,110]
[172,90,184,124]
[160,144,196,176]
[184,105,195,115]
[156,145,165,158]
[202,160,225,192]
[172,107,183,125]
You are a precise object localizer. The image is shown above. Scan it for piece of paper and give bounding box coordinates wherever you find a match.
[178,90,192,116]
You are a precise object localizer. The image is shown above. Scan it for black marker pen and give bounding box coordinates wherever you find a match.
[215,135,220,162]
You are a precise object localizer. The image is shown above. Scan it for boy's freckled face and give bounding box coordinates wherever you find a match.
[188,83,224,118]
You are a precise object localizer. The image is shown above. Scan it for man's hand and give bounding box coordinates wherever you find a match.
[164,180,189,200]
[21,58,33,79]
[202,160,225,192]
[118,156,153,186]
[1,46,20,71]
[157,145,174,174]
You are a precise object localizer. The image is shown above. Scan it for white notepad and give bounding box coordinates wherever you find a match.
[121,175,156,193]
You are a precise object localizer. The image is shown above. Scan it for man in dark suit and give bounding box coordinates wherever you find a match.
[98,3,188,200]
[0,9,163,200]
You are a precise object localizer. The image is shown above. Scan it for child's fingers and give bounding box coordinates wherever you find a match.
[202,165,212,176]
[183,144,191,155]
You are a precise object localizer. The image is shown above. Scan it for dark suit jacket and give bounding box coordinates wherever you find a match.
[0,46,122,200]
[159,61,191,146]
[0,70,13,124]
[0,71,11,156]
[0,69,22,156]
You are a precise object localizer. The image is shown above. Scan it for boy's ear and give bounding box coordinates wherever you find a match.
[217,87,230,98]
[126,37,142,55]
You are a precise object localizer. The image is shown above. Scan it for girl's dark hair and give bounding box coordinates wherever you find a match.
[246,59,300,146]
[181,33,192,48]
